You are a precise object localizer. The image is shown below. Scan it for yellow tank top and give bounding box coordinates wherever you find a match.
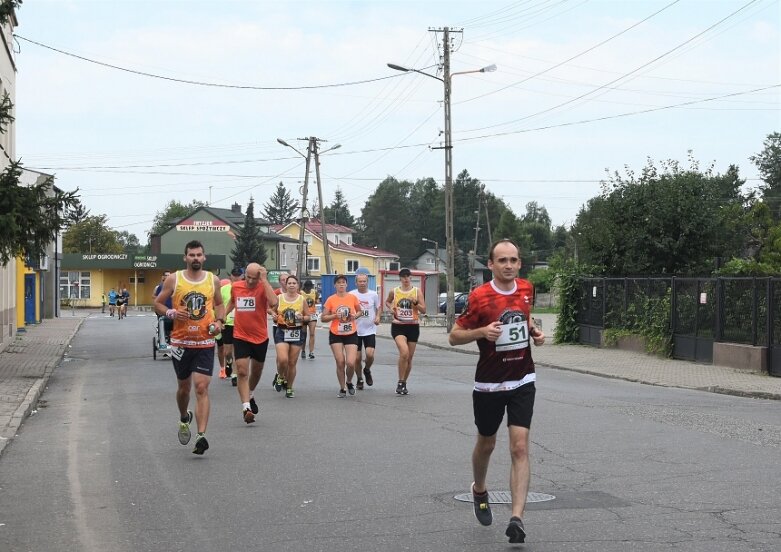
[171,270,216,348]
[276,293,305,328]
[301,289,318,309]
[392,286,419,324]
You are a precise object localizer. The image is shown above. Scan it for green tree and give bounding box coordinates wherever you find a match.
[358,177,416,261]
[575,156,746,275]
[231,198,266,266]
[750,132,781,221]
[116,230,143,255]
[0,161,78,264]
[148,199,207,239]
[262,181,299,225]
[66,200,91,226]
[322,187,355,227]
[62,215,123,254]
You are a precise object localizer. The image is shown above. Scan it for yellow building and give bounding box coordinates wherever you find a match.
[273,222,399,278]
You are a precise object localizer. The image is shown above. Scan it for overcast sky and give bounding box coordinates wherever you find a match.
[13,0,781,241]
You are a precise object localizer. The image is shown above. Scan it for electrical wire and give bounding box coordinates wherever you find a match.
[460,0,764,133]
[459,0,682,105]
[14,34,407,90]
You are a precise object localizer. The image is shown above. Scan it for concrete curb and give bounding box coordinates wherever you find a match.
[377,333,781,402]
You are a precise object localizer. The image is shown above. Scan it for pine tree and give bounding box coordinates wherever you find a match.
[231,199,266,266]
[262,182,300,225]
[322,187,355,227]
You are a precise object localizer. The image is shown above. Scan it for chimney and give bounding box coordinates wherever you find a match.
[231,202,242,214]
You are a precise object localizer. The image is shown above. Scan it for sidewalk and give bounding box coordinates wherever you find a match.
[376,312,781,401]
[2,310,779,458]
[0,313,86,457]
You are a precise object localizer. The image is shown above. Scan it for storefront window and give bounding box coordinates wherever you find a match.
[60,271,91,299]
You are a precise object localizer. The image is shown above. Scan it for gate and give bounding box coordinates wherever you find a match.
[671,278,715,363]
[770,278,781,377]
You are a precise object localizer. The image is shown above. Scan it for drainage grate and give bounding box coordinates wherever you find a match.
[454,491,555,504]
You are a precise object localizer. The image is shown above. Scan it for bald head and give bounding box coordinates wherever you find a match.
[245,263,262,288]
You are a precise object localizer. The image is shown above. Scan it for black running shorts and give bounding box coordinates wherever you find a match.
[171,347,215,380]
[329,332,359,347]
[233,338,269,362]
[472,383,536,437]
[391,323,420,343]
[357,334,376,351]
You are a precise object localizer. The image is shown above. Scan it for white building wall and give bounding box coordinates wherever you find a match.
[0,10,18,351]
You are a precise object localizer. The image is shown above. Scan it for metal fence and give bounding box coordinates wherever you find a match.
[576,277,781,375]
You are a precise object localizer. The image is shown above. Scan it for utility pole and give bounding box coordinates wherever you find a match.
[442,26,457,332]
[297,139,313,278]
[470,189,481,289]
[312,138,333,275]
[483,185,493,246]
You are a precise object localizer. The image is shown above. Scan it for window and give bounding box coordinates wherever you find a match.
[346,236,352,245]
[426,256,434,265]
[346,259,359,273]
[282,251,287,266]
[307,257,321,272]
[129,272,145,284]
[60,271,91,299]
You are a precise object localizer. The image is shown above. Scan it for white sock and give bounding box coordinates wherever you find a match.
[242,402,251,410]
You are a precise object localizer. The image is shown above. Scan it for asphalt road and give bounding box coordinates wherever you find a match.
[1,313,779,552]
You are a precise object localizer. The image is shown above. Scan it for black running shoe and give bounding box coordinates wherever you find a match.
[401,381,408,395]
[192,434,209,455]
[505,517,525,543]
[301,350,306,359]
[308,353,315,359]
[356,379,364,390]
[338,389,347,398]
[363,368,373,386]
[243,408,255,424]
[396,381,404,394]
[231,374,237,387]
[274,374,284,392]
[471,482,493,526]
[225,361,233,378]
[249,396,259,414]
[346,382,355,396]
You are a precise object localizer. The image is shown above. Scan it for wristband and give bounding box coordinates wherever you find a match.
[166,309,177,319]
[216,318,225,324]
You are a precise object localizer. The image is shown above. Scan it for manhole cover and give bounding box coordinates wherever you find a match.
[454,491,555,504]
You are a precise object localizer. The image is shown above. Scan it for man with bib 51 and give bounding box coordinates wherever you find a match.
[449,239,545,544]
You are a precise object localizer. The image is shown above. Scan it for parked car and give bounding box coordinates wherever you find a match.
[439,292,469,314]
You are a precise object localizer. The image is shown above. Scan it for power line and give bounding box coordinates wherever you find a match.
[14,34,406,90]
[457,84,781,142]
[462,0,763,132]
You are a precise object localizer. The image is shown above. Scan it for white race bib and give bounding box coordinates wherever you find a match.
[283,328,301,342]
[495,321,529,352]
[309,312,319,321]
[338,322,353,334]
[237,297,255,311]
[397,308,413,321]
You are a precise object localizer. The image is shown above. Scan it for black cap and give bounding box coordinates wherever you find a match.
[230,266,244,277]
[399,267,411,277]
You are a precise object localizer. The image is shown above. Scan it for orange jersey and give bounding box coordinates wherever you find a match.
[324,293,361,335]
[231,280,271,344]
[170,270,217,349]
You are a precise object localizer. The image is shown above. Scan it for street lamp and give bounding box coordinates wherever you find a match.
[421,237,440,276]
[278,138,342,277]
[278,138,313,278]
[388,53,496,331]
